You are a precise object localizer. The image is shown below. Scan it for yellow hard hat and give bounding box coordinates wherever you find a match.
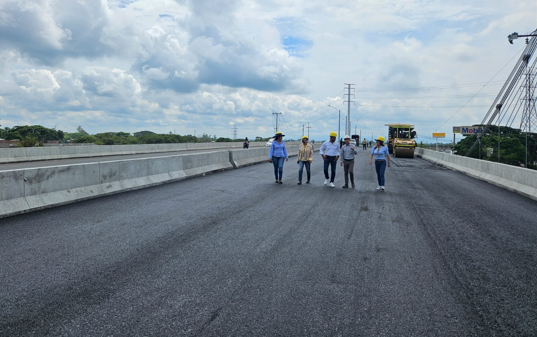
[301,135,309,140]
[329,132,337,138]
[375,136,386,142]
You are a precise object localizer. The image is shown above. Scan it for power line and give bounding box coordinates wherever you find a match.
[356,93,498,100]
[279,113,300,138]
[355,81,505,93]
[435,46,525,131]
[466,32,537,157]
[358,104,490,108]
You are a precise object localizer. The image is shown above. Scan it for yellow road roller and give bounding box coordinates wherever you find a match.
[385,124,417,158]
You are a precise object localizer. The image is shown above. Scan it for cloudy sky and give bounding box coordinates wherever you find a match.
[0,0,535,141]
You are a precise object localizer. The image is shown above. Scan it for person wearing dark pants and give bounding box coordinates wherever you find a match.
[362,138,367,150]
[297,136,313,185]
[319,132,340,188]
[268,132,288,184]
[340,135,358,188]
[369,136,391,191]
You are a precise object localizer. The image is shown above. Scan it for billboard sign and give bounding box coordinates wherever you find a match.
[461,126,483,135]
[453,127,461,134]
[432,133,446,138]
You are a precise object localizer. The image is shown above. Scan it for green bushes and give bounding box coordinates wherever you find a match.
[73,135,98,144]
[20,137,38,147]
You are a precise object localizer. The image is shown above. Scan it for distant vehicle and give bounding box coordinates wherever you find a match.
[350,139,356,146]
[385,124,417,158]
[266,138,274,147]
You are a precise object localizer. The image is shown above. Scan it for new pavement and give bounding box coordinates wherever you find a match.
[1,150,536,336]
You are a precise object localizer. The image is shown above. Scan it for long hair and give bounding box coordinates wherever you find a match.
[376,140,384,150]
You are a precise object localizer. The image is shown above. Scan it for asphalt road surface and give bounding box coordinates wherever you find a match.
[0,148,254,171]
[1,150,536,336]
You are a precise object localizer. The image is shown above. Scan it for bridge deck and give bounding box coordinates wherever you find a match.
[1,150,536,336]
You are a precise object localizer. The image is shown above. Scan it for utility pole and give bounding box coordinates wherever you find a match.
[302,124,305,137]
[272,112,282,134]
[344,83,355,136]
[232,125,238,140]
[306,122,312,138]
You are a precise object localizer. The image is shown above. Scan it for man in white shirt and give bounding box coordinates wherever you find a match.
[319,132,340,188]
[340,135,358,188]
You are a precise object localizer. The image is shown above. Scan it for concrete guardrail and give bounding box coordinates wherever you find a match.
[0,142,300,164]
[0,144,312,218]
[230,145,301,168]
[416,148,537,201]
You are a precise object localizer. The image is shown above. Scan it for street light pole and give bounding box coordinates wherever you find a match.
[508,31,537,44]
[328,105,341,138]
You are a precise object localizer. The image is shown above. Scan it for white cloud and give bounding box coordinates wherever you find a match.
[0,0,535,141]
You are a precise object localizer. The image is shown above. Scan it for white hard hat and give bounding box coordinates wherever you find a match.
[344,135,351,139]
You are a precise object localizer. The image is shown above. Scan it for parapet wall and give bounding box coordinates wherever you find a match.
[0,142,300,164]
[416,148,537,201]
[0,145,312,218]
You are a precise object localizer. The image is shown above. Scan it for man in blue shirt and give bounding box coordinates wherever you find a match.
[319,132,340,188]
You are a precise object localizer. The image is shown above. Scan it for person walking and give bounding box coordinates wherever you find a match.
[268,132,288,184]
[369,136,391,191]
[340,135,358,188]
[362,138,367,150]
[319,132,340,188]
[243,137,250,149]
[297,135,313,185]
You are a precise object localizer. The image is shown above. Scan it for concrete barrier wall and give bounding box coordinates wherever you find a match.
[0,142,303,164]
[229,145,307,168]
[416,148,537,201]
[0,144,311,218]
[0,150,233,218]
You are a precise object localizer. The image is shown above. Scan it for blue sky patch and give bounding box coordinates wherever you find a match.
[282,35,313,57]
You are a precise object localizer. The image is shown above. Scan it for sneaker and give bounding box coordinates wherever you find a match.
[376,186,382,190]
[297,182,302,185]
[306,180,310,184]
[275,180,279,183]
[329,182,335,188]
[342,185,348,189]
[351,183,355,188]
[279,180,283,184]
[324,178,329,185]
[380,186,385,191]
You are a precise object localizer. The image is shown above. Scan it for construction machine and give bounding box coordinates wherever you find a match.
[385,124,417,158]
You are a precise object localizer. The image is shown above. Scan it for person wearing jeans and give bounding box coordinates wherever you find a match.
[340,135,357,188]
[297,135,313,185]
[369,136,391,191]
[319,132,340,188]
[268,132,288,184]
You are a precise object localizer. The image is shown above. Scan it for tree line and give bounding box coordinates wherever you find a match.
[0,123,247,147]
[454,125,537,170]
